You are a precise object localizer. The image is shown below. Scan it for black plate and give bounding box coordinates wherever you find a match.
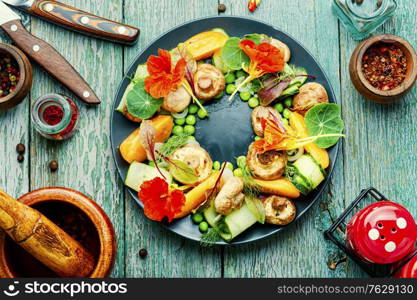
[110,16,340,245]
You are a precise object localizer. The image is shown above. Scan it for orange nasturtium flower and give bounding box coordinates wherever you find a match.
[229,39,285,100]
[144,49,187,99]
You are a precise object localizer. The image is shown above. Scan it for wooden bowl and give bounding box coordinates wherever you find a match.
[0,44,33,110]
[349,35,417,104]
[0,187,116,278]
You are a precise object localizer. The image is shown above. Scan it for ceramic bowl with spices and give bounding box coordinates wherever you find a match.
[0,187,116,278]
[350,34,417,103]
[0,43,33,110]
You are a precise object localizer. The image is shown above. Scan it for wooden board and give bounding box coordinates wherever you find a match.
[0,0,415,278]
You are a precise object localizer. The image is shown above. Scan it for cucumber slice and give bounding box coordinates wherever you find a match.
[293,155,325,189]
[291,173,312,195]
[203,202,220,228]
[279,85,299,99]
[219,203,258,242]
[125,162,171,192]
[211,28,229,38]
[245,196,265,224]
[212,50,231,73]
[116,64,149,113]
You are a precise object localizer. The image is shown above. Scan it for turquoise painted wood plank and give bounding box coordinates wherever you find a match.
[0,14,31,200]
[28,0,126,277]
[339,0,417,277]
[122,0,222,278]
[221,0,346,278]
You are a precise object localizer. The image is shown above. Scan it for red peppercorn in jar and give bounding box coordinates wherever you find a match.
[346,201,417,264]
[0,54,20,98]
[31,94,79,140]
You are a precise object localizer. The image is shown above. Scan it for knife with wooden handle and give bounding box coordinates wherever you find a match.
[2,0,140,45]
[0,1,100,104]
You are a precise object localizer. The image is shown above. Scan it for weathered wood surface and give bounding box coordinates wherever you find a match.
[0,0,416,278]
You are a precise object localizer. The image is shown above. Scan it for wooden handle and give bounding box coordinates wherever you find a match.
[1,20,100,105]
[0,189,95,277]
[30,0,139,45]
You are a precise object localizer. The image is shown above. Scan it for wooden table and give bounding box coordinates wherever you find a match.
[0,0,415,278]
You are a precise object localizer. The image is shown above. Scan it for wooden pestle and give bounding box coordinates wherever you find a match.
[0,189,95,277]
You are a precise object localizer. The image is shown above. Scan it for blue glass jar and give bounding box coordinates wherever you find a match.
[332,0,397,40]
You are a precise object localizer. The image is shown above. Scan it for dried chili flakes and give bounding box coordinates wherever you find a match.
[362,43,407,91]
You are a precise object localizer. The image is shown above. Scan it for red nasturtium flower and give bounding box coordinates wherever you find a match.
[229,40,285,100]
[144,49,187,99]
[139,177,185,222]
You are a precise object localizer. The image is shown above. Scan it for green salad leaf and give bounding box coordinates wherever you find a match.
[168,159,199,185]
[244,33,265,45]
[305,103,344,149]
[126,79,163,120]
[221,37,250,71]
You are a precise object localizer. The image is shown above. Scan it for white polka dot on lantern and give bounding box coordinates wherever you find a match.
[368,228,380,240]
[385,241,396,252]
[396,218,407,229]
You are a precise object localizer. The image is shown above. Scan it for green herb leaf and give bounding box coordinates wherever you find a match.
[126,79,163,120]
[304,103,344,149]
[221,37,250,71]
[159,134,190,158]
[244,33,265,45]
[200,227,221,247]
[168,159,199,185]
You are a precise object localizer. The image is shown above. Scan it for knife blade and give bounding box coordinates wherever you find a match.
[0,1,100,104]
[1,0,140,45]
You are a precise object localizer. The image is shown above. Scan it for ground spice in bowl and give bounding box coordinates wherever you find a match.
[0,54,20,98]
[362,42,407,91]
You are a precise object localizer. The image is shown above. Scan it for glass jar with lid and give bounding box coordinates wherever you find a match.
[332,0,397,40]
[31,94,79,141]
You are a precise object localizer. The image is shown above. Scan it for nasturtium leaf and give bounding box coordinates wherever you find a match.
[126,79,163,120]
[244,33,265,45]
[168,159,199,185]
[305,103,344,149]
[221,37,250,71]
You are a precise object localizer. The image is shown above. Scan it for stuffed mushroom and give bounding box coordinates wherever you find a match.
[162,86,191,113]
[214,176,245,215]
[246,142,287,180]
[293,82,328,112]
[263,195,296,225]
[170,144,212,183]
[251,106,282,137]
[270,38,291,63]
[193,64,225,100]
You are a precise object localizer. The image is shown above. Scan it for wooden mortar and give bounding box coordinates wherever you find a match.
[0,188,116,278]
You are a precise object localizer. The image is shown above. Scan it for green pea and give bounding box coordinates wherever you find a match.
[239,91,251,101]
[192,212,204,224]
[233,168,243,177]
[225,72,236,84]
[283,108,292,119]
[188,104,198,114]
[197,108,208,119]
[274,102,284,113]
[184,125,195,135]
[214,90,225,99]
[248,97,259,108]
[236,70,247,79]
[148,161,155,167]
[222,162,234,171]
[172,125,184,135]
[284,97,293,107]
[282,118,289,125]
[174,117,186,125]
[254,136,262,141]
[213,161,221,170]
[187,136,196,141]
[185,115,196,125]
[236,156,246,166]
[226,84,236,95]
[199,221,209,233]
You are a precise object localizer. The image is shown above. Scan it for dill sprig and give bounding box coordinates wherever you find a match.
[236,156,261,198]
[158,133,190,160]
[200,227,222,247]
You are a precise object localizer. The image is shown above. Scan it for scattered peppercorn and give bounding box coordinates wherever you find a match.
[0,54,20,98]
[17,154,24,163]
[355,0,364,5]
[377,0,383,8]
[16,143,25,154]
[218,3,226,13]
[139,248,148,258]
[49,160,59,172]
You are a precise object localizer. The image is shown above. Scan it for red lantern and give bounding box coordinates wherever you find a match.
[346,201,417,264]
